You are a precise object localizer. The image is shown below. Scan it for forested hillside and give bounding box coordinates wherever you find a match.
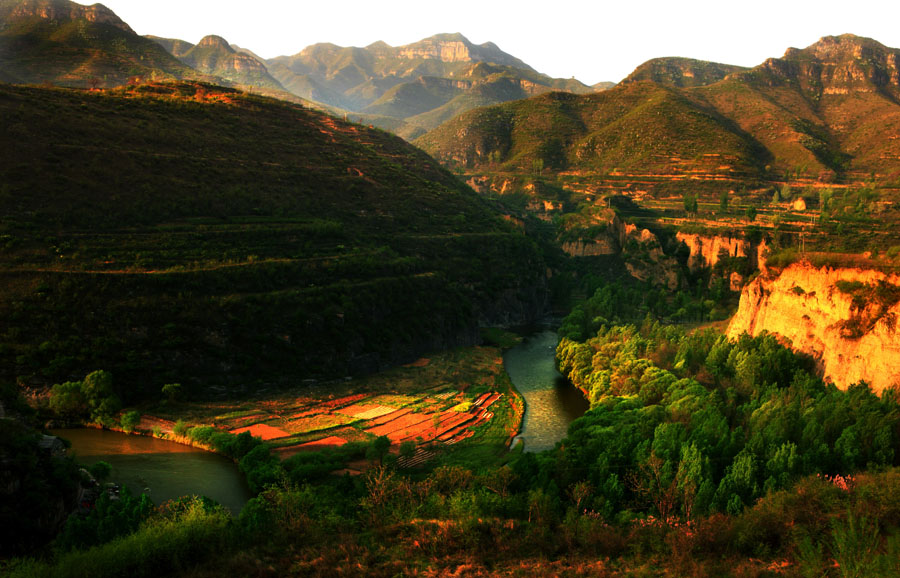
[0,82,546,399]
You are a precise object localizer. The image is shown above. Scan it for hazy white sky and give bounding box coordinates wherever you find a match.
[99,0,899,85]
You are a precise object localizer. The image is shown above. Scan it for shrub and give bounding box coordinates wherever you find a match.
[120,410,141,433]
[172,420,189,438]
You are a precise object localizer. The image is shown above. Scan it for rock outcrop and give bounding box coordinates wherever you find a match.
[728,263,900,393]
[394,33,532,69]
[676,232,750,272]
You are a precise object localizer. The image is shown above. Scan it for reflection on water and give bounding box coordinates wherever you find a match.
[504,329,589,452]
[51,428,252,514]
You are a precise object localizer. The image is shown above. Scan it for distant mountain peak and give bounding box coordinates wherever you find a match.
[196,34,235,52]
[396,33,533,70]
[803,33,888,57]
[428,32,471,43]
[2,0,133,33]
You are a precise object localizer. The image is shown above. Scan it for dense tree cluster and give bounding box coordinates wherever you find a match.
[553,322,899,520]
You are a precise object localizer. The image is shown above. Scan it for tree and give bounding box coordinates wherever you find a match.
[120,410,141,433]
[683,193,698,215]
[399,440,416,460]
[49,381,88,421]
[567,480,593,512]
[366,435,391,465]
[89,461,112,483]
[745,206,757,222]
[82,370,120,424]
[719,190,730,212]
[161,383,182,404]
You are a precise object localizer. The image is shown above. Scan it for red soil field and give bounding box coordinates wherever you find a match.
[230,423,291,440]
[273,435,349,459]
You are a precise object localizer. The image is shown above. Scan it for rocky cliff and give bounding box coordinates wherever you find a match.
[759,34,900,98]
[676,232,749,271]
[395,33,533,69]
[727,263,900,393]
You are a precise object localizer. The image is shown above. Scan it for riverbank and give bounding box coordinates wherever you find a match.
[504,329,589,453]
[52,427,252,514]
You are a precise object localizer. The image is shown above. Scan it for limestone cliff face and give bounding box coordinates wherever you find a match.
[562,240,618,256]
[620,223,679,289]
[676,232,749,271]
[728,263,900,393]
[399,40,474,63]
[8,0,134,32]
[760,35,900,98]
[395,34,532,70]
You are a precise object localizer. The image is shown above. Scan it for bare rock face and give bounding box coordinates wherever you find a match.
[761,34,900,98]
[562,240,618,256]
[8,0,133,33]
[398,39,474,63]
[394,33,532,70]
[728,263,900,393]
[676,232,749,272]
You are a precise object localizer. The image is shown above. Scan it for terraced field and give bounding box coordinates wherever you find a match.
[142,344,524,470]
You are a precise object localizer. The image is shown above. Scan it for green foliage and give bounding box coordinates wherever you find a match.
[366,435,391,465]
[0,420,82,557]
[766,248,799,269]
[48,371,121,425]
[48,381,88,421]
[54,489,154,553]
[238,445,284,493]
[0,83,546,400]
[683,193,698,215]
[9,497,232,578]
[399,440,417,459]
[554,323,900,521]
[161,383,181,403]
[88,461,112,483]
[120,410,140,433]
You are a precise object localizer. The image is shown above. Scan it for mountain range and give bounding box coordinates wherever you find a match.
[418,34,900,184]
[259,33,596,138]
[0,0,607,138]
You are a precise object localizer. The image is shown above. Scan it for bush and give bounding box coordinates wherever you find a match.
[120,410,141,433]
[172,420,189,438]
[10,497,232,578]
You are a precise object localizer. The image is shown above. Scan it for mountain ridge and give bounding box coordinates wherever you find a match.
[146,33,286,92]
[418,33,900,184]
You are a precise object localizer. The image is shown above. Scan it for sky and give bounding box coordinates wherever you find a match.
[99,0,900,85]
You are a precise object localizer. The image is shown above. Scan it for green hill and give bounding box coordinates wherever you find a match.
[416,82,766,179]
[0,81,547,399]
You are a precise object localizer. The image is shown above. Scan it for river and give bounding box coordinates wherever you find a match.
[504,329,589,452]
[51,428,252,514]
